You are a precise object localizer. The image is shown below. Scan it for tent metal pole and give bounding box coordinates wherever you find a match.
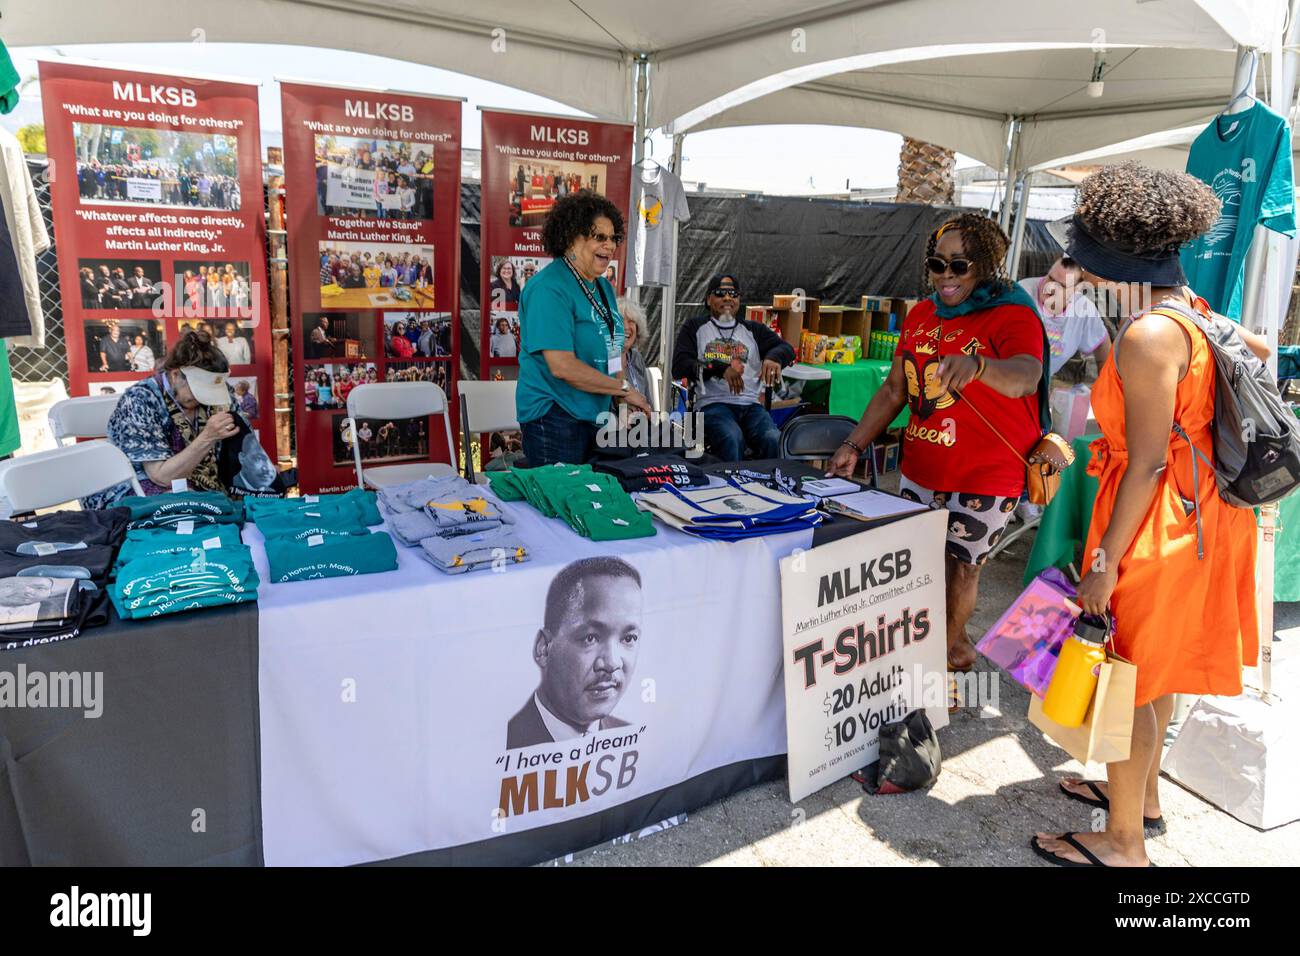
[658,133,686,414]
[1007,173,1032,280]
[628,55,650,310]
[998,117,1021,233]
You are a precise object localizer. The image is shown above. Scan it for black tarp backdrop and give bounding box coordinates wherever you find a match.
[456,183,1058,381]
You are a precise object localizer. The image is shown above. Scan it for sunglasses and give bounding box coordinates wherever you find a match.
[925,256,975,277]
[710,288,739,298]
[587,231,625,246]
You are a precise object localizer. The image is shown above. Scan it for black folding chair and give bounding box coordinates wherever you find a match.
[778,413,878,488]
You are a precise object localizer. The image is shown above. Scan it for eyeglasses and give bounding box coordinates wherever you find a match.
[710,288,739,298]
[587,231,625,246]
[925,256,975,277]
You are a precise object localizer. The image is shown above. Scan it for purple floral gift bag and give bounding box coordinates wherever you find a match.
[976,570,1078,697]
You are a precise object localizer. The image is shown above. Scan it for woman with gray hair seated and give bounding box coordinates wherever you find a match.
[616,296,653,407]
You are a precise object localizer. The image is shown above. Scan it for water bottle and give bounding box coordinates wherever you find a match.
[1041,613,1109,727]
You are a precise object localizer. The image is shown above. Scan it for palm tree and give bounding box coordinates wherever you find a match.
[895,136,956,205]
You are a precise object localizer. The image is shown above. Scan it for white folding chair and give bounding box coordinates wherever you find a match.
[48,394,122,446]
[0,441,144,512]
[458,380,519,483]
[345,381,457,489]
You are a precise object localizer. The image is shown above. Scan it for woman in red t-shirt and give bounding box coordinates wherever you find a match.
[827,213,1046,672]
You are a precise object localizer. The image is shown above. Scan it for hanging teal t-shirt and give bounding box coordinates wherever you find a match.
[516,259,624,425]
[1181,101,1296,320]
[0,342,20,458]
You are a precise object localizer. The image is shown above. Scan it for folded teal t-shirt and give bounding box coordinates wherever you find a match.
[112,545,259,619]
[246,488,381,526]
[264,531,398,583]
[115,524,245,573]
[119,491,244,529]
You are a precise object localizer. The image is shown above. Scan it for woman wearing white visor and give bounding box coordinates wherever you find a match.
[87,331,279,506]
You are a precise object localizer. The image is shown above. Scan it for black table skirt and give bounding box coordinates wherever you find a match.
[0,602,262,866]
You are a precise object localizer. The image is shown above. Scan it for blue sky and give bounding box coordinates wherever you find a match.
[4,42,978,195]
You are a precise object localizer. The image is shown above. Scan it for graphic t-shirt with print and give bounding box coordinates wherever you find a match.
[1018,276,1108,376]
[1181,101,1296,320]
[629,165,691,287]
[897,298,1043,497]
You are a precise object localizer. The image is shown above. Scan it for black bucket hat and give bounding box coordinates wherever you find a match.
[1047,214,1187,286]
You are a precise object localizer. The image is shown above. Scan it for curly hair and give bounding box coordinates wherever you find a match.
[163,330,229,373]
[923,212,1012,292]
[1074,162,1221,254]
[541,190,626,258]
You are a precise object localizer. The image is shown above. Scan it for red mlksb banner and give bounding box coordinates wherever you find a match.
[39,60,275,460]
[478,109,633,387]
[280,81,462,494]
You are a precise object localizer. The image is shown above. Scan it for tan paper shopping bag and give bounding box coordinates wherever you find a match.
[1029,653,1137,764]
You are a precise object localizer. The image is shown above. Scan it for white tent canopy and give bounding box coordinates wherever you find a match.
[680,46,1250,171]
[4,0,1288,136]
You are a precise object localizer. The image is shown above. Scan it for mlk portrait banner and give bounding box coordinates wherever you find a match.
[478,109,633,387]
[39,59,275,459]
[780,509,949,803]
[253,509,804,865]
[279,80,462,493]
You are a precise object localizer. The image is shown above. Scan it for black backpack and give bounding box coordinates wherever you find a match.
[1117,300,1300,557]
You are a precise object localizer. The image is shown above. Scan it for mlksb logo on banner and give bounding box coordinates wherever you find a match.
[780,509,949,803]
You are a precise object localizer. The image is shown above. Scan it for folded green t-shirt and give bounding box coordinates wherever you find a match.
[264,531,398,583]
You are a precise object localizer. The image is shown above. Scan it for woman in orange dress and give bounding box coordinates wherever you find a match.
[1033,164,1267,867]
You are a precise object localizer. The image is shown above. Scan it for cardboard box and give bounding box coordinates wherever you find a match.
[869,310,893,333]
[839,307,867,339]
[817,305,843,338]
[862,295,889,313]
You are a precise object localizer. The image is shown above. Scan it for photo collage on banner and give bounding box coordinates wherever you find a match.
[38,60,275,459]
[478,110,633,461]
[280,82,462,492]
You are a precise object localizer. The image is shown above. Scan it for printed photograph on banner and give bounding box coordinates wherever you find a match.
[304,362,377,410]
[487,255,550,310]
[318,240,436,311]
[172,261,253,317]
[488,311,520,359]
[83,318,164,374]
[77,258,164,311]
[385,361,449,390]
[333,412,429,467]
[506,153,607,226]
[228,376,260,421]
[384,313,451,359]
[315,134,434,220]
[483,428,525,472]
[505,556,642,749]
[183,319,256,367]
[73,123,240,210]
[301,312,378,361]
[487,363,519,383]
[84,379,143,397]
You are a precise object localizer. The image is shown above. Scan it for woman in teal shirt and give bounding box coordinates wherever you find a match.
[517,191,653,466]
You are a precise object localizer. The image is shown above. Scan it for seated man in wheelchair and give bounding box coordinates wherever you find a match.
[671,273,794,461]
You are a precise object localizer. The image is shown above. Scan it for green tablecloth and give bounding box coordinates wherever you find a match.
[799,359,909,429]
[1024,431,1300,601]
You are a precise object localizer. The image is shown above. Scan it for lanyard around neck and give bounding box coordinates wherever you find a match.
[562,256,615,338]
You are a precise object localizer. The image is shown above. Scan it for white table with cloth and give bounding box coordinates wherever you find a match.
[249,494,817,867]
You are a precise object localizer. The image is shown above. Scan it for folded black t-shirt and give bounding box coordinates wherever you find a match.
[593,455,710,493]
[0,508,130,549]
[0,543,116,586]
[0,577,108,651]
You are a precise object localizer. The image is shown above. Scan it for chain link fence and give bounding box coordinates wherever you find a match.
[8,160,68,385]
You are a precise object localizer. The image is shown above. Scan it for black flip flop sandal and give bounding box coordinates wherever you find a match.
[1030,832,1156,868]
[1059,780,1167,835]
